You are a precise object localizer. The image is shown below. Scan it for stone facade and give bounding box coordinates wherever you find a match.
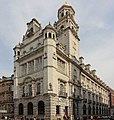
[79,57,110,119]
[13,2,111,120]
[0,75,14,119]
[13,3,81,120]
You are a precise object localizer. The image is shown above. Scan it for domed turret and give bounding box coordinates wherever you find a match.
[58,2,75,20]
[13,43,21,61]
[43,22,56,40]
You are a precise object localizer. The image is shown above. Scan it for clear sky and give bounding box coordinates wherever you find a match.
[0,0,114,88]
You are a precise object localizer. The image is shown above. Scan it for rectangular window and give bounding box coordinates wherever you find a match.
[29,84,32,96]
[35,56,43,71]
[57,58,65,73]
[21,63,27,75]
[56,105,60,114]
[65,106,68,116]
[37,83,40,95]
[28,60,34,74]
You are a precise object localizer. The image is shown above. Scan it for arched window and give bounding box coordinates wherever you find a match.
[49,33,51,38]
[66,11,68,15]
[83,104,86,115]
[19,103,24,115]
[45,33,47,38]
[93,106,95,115]
[61,13,64,17]
[96,106,98,115]
[99,107,101,115]
[28,102,33,115]
[38,101,45,115]
[102,107,104,115]
[53,34,55,39]
[18,51,20,56]
[88,105,91,115]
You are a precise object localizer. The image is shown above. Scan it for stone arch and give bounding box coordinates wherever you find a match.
[88,105,91,115]
[38,101,45,115]
[19,103,24,115]
[83,104,86,115]
[28,102,33,115]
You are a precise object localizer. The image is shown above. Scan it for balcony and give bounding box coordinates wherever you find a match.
[59,91,67,98]
[22,92,32,97]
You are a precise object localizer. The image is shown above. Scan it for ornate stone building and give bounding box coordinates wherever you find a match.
[13,2,111,120]
[79,57,110,119]
[14,3,81,120]
[0,75,14,119]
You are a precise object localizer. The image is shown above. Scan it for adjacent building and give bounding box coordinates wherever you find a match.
[13,2,111,120]
[109,89,114,116]
[0,75,14,119]
[79,57,110,119]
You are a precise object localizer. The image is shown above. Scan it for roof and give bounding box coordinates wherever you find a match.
[44,22,57,33]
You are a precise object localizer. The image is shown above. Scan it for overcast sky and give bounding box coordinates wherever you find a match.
[0,0,114,88]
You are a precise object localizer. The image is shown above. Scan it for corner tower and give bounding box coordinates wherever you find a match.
[54,2,80,60]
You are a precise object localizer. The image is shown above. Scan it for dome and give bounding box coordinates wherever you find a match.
[45,22,54,29]
[63,2,71,7]
[44,22,57,33]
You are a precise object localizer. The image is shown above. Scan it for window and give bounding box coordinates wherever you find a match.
[56,105,60,114]
[19,103,24,115]
[18,51,20,56]
[28,60,34,73]
[22,86,25,97]
[21,63,27,75]
[37,83,40,95]
[88,105,91,115]
[8,85,11,91]
[49,33,51,38]
[83,104,86,115]
[53,34,55,39]
[28,102,33,115]
[59,83,67,97]
[88,92,91,99]
[38,101,45,115]
[65,106,68,116]
[61,13,64,17]
[45,33,47,38]
[57,58,65,73]
[93,106,95,115]
[60,84,64,92]
[60,25,64,30]
[96,106,98,115]
[35,56,42,71]
[29,84,32,96]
